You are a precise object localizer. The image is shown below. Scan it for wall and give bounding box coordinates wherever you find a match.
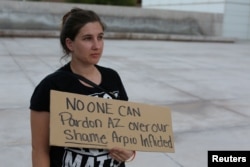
[142,0,250,40]
[142,0,226,13]
[223,0,250,40]
[0,1,223,38]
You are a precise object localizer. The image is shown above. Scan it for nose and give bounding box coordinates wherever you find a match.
[92,38,102,50]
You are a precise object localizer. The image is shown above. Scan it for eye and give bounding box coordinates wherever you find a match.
[83,36,92,41]
[97,35,103,41]
[98,33,104,40]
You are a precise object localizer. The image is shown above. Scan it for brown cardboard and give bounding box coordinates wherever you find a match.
[50,90,175,152]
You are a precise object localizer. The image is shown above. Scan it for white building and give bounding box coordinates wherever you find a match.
[142,0,250,40]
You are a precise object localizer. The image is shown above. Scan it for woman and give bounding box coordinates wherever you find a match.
[30,8,135,167]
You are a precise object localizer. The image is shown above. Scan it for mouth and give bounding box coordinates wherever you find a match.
[90,53,101,58]
[91,53,100,55]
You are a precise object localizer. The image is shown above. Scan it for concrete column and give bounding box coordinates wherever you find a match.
[223,0,250,40]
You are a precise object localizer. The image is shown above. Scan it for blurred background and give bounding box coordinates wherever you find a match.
[1,0,250,41]
[0,1,250,167]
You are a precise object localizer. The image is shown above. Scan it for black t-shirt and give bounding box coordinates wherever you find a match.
[30,62,128,167]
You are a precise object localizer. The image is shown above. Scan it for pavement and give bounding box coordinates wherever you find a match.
[0,37,250,167]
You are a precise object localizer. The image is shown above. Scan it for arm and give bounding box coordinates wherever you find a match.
[30,110,50,167]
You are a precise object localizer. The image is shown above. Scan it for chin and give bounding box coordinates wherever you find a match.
[91,60,100,65]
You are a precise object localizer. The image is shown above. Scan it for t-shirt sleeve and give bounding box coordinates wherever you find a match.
[29,76,55,112]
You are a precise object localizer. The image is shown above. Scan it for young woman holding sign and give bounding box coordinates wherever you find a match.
[30,8,135,167]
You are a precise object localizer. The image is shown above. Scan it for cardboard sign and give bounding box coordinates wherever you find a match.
[50,90,175,152]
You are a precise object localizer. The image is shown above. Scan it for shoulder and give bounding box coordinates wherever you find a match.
[36,63,72,88]
[43,63,72,80]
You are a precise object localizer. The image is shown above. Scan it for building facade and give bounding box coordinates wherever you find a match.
[142,0,250,40]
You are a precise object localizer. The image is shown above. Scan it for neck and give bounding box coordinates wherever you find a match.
[69,60,101,86]
[70,61,96,77]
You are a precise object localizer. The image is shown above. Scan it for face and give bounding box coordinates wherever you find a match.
[66,21,104,65]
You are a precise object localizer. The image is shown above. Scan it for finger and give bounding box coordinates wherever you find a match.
[109,151,127,162]
[110,148,133,161]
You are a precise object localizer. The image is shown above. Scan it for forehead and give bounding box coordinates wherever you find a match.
[78,22,103,35]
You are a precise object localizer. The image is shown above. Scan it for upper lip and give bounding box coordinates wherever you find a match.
[91,53,100,55]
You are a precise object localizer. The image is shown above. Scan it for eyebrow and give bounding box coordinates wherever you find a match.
[82,32,104,37]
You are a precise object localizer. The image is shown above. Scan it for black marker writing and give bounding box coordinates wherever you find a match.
[66,97,113,114]
[118,105,141,117]
[64,129,108,145]
[59,112,102,128]
[108,117,124,128]
[140,134,173,148]
[112,131,137,146]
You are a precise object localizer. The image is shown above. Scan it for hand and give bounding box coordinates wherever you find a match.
[109,147,135,162]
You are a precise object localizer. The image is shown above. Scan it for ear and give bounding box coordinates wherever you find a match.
[65,38,73,52]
